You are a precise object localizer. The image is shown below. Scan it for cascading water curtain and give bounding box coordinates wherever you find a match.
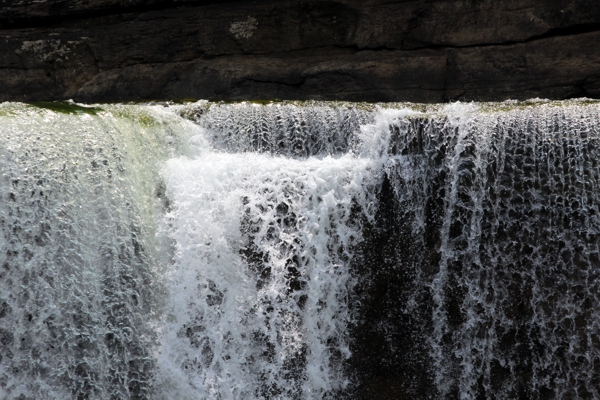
[153,103,401,399]
[0,103,192,399]
[360,102,600,399]
[1,100,600,399]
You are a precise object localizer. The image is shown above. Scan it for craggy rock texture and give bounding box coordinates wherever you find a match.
[0,0,600,102]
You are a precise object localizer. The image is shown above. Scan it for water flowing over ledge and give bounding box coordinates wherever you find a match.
[1,99,600,399]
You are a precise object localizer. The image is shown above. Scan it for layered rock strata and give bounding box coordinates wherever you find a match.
[1,0,599,102]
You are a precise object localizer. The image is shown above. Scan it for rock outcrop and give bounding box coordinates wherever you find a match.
[1,0,600,102]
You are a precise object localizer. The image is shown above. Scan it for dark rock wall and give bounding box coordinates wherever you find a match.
[1,0,599,102]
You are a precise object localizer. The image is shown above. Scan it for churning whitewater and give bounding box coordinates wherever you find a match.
[1,100,600,399]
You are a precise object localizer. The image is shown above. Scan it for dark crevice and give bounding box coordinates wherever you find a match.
[158,77,180,98]
[0,0,259,30]
[399,22,600,51]
[208,22,600,58]
[195,45,360,60]
[512,22,600,45]
[241,77,307,89]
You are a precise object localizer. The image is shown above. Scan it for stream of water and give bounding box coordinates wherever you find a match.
[1,99,599,399]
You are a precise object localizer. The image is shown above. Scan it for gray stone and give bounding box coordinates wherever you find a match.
[0,0,599,102]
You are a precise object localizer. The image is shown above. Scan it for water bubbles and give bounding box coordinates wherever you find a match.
[2,99,600,399]
[156,149,381,398]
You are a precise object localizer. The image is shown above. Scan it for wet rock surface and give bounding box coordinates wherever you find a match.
[1,0,600,102]
[344,109,600,398]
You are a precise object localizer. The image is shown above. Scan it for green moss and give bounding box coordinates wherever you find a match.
[477,99,600,113]
[0,106,17,117]
[29,101,100,115]
[25,98,600,124]
[108,107,163,127]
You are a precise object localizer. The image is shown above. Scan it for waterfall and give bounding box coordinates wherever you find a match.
[0,102,190,399]
[1,99,599,399]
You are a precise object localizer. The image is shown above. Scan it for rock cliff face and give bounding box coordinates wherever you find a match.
[1,0,599,102]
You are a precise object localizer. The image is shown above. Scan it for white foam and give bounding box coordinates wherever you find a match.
[155,145,384,398]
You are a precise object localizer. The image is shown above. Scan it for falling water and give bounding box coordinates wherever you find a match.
[1,99,599,399]
[0,102,189,399]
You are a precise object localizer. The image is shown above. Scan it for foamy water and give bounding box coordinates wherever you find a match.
[1,100,599,399]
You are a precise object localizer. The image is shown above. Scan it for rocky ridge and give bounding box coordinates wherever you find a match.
[1,0,599,102]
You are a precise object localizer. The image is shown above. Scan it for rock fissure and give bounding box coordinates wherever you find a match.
[242,77,307,89]
[407,22,600,51]
[0,0,250,30]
